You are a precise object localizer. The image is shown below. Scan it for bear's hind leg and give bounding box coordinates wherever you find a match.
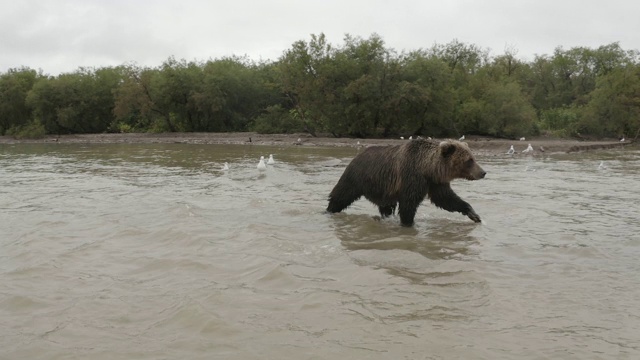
[398,198,421,227]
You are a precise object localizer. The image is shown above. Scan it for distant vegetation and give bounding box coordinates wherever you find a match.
[1,33,639,139]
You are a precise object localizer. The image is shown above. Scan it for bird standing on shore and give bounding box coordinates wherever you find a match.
[523,144,534,153]
[267,154,275,165]
[459,135,465,141]
[507,145,515,155]
[222,162,229,171]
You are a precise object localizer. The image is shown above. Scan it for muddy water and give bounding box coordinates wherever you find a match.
[1,143,639,359]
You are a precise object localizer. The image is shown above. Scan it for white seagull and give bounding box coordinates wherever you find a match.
[520,137,526,141]
[222,162,229,171]
[459,135,465,141]
[522,143,534,153]
[267,154,275,165]
[507,145,515,155]
[257,156,267,171]
[598,161,606,170]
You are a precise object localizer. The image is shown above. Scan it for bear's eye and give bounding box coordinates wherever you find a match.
[465,159,474,167]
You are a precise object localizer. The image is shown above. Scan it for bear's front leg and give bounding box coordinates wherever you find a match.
[465,208,481,223]
[428,183,481,223]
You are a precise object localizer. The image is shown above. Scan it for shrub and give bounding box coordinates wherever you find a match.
[251,105,303,134]
[6,120,46,139]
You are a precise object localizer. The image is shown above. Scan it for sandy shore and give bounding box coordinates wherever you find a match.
[0,132,633,156]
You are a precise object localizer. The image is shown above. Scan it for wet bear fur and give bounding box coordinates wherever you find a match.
[326,138,486,226]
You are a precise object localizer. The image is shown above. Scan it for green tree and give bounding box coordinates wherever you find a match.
[455,66,536,138]
[5,34,640,139]
[396,52,455,137]
[113,64,177,132]
[278,33,338,136]
[429,39,489,81]
[581,65,640,137]
[25,67,123,134]
[0,67,39,135]
[338,33,398,137]
[195,57,272,131]
[152,57,204,132]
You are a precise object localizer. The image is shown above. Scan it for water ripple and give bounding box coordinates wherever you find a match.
[1,143,640,359]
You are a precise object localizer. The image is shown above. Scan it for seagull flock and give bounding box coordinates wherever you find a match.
[506,143,535,155]
[505,142,609,172]
[222,154,276,172]
[223,135,616,174]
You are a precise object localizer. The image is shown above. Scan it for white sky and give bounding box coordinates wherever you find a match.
[2,0,639,75]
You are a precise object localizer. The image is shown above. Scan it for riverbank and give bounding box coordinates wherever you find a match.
[0,132,633,156]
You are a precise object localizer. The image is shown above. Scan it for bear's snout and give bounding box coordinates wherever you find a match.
[467,165,486,180]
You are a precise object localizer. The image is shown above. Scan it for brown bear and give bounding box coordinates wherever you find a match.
[326,138,486,226]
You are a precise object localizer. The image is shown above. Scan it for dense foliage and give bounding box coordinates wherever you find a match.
[2,34,639,139]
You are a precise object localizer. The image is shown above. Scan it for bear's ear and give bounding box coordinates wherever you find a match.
[439,141,456,157]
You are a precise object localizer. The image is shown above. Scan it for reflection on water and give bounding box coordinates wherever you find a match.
[1,143,640,359]
[333,214,478,260]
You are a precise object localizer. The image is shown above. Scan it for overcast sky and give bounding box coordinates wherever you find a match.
[2,0,639,75]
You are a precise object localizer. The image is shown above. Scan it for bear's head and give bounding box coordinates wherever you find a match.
[438,140,486,182]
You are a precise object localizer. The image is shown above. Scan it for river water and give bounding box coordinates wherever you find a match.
[1,142,639,359]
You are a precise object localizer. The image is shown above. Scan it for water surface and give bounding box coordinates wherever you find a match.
[1,143,639,359]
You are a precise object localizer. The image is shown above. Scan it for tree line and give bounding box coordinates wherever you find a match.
[2,33,639,140]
